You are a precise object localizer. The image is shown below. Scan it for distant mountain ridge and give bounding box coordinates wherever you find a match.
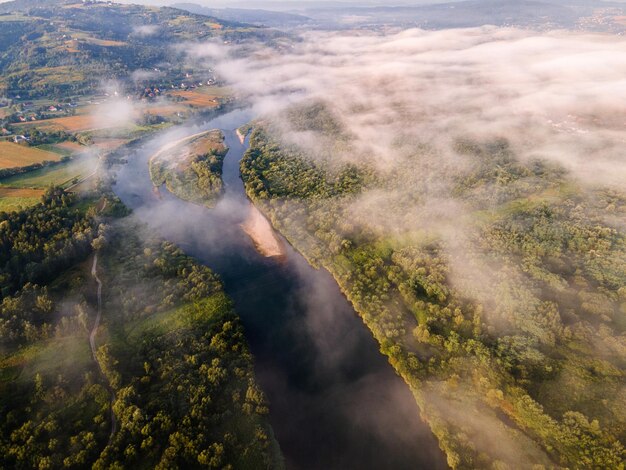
[297,0,583,28]
[172,3,312,27]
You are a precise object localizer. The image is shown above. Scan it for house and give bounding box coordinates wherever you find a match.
[48,106,58,112]
[18,116,27,122]
[13,135,29,143]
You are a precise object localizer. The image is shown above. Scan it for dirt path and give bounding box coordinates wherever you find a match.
[89,253,102,362]
[65,169,97,192]
[89,199,116,443]
[90,253,118,442]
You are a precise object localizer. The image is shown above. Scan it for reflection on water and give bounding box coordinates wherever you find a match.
[112,109,447,470]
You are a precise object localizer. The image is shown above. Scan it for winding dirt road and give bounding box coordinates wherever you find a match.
[89,199,117,444]
[90,252,118,442]
[89,254,102,361]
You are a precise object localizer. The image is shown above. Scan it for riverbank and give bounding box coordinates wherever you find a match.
[236,128,246,145]
[110,109,447,469]
[241,204,286,258]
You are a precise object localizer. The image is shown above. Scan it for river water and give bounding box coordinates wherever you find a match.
[112,109,447,470]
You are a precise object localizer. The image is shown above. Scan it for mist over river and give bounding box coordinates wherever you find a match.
[111,109,447,470]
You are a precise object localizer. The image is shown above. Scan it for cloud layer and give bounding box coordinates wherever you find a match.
[197,26,626,187]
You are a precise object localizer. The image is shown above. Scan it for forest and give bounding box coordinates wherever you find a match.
[0,187,282,469]
[240,106,626,468]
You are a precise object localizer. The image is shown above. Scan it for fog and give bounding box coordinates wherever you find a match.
[97,24,626,467]
[194,27,625,187]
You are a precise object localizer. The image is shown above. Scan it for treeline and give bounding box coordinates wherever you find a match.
[241,119,626,468]
[0,157,70,179]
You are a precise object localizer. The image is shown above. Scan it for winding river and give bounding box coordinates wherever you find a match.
[112,109,447,470]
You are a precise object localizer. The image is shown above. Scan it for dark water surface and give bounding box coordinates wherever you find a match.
[112,109,447,470]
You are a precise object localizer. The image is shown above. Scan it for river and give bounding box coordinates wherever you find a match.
[111,109,447,470]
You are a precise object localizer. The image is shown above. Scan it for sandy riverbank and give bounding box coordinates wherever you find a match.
[236,129,246,145]
[241,205,285,257]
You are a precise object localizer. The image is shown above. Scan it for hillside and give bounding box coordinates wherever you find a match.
[0,0,283,99]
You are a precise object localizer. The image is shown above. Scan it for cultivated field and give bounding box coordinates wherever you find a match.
[0,142,62,168]
[14,115,98,133]
[145,103,187,117]
[170,90,222,108]
[53,141,83,152]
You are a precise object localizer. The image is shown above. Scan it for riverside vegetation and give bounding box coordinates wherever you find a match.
[240,105,626,469]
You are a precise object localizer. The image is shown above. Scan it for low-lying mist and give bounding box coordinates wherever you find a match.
[183,25,626,467]
[193,27,626,326]
[193,26,626,188]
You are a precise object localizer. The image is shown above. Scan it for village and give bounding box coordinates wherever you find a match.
[0,68,228,212]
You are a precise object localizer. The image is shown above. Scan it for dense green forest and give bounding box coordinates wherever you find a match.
[241,107,626,468]
[0,187,99,298]
[0,188,282,469]
[149,130,228,207]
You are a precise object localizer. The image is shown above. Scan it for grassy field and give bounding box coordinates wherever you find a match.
[0,188,44,212]
[0,141,62,168]
[0,14,33,21]
[0,156,96,189]
[21,335,93,383]
[91,138,129,151]
[36,143,77,157]
[51,141,84,152]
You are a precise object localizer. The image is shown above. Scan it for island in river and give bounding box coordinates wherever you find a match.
[149,130,228,208]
